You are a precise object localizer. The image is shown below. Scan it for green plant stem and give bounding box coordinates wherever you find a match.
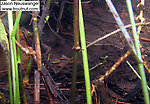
[12,11,22,104]
[7,54,13,104]
[16,11,27,104]
[126,61,150,91]
[24,56,33,82]
[19,65,27,104]
[8,9,22,104]
[71,0,80,103]
[79,0,92,104]
[16,16,27,103]
[126,0,149,104]
[105,0,142,63]
[16,26,21,63]
[16,18,27,104]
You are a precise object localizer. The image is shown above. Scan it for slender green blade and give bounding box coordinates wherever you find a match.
[0,18,13,104]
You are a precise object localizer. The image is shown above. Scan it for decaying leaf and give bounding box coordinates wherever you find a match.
[0,19,9,53]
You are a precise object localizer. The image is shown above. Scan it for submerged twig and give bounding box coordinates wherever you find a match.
[41,65,69,103]
[56,0,66,33]
[38,0,52,37]
[32,11,41,104]
[86,22,150,48]
[136,0,145,37]
[71,0,80,103]
[15,39,36,55]
[98,50,131,82]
